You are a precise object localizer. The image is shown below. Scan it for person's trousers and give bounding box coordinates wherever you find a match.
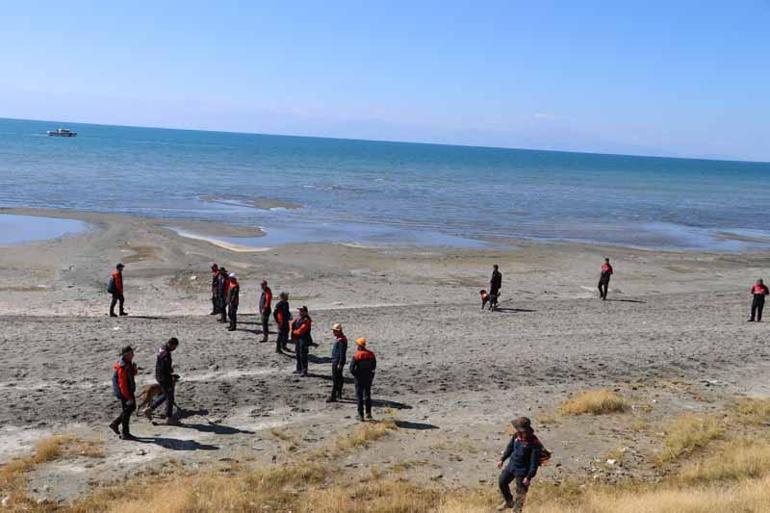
[277,324,289,352]
[295,340,309,374]
[354,376,373,417]
[498,471,528,512]
[331,363,344,399]
[150,384,175,418]
[112,398,135,435]
[261,312,270,339]
[110,293,125,315]
[219,299,227,322]
[598,279,610,299]
[211,294,219,313]
[751,295,765,321]
[228,304,238,329]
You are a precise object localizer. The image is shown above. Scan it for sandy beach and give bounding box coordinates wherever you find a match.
[1,208,769,505]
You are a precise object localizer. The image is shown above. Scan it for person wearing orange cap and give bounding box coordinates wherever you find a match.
[327,323,348,402]
[349,337,376,421]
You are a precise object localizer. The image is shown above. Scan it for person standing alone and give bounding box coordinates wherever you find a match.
[496,417,543,512]
[259,280,273,343]
[749,278,769,322]
[227,273,240,331]
[108,263,127,317]
[489,264,502,310]
[598,258,613,300]
[327,323,348,402]
[110,345,138,440]
[349,338,376,421]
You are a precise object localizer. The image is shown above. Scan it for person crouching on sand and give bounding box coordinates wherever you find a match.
[327,323,348,402]
[749,278,769,322]
[292,306,313,376]
[110,345,138,440]
[496,417,543,511]
[349,338,376,421]
[273,292,291,353]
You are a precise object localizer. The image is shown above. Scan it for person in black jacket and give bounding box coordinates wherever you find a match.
[349,338,376,421]
[210,264,220,315]
[273,292,291,353]
[227,273,240,331]
[496,417,542,511]
[327,323,348,402]
[143,337,179,425]
[291,306,314,376]
[489,264,502,310]
[217,267,229,323]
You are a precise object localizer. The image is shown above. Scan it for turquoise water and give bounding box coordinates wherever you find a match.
[0,214,86,245]
[1,117,770,250]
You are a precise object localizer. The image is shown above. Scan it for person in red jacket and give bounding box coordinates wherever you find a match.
[292,306,314,376]
[749,278,769,322]
[108,263,127,317]
[259,280,273,343]
[110,345,138,440]
[598,258,613,300]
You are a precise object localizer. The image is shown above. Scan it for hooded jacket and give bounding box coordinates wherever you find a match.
[349,347,376,379]
[155,344,174,388]
[259,286,273,314]
[109,271,124,295]
[273,299,291,327]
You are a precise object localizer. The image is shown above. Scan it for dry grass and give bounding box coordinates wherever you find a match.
[732,397,770,425]
[559,389,629,415]
[658,413,724,463]
[334,419,397,453]
[677,439,770,483]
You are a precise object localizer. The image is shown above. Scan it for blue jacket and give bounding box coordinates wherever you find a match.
[331,334,348,364]
[501,435,542,478]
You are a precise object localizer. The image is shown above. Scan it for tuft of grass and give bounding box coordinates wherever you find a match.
[658,413,724,464]
[731,397,770,425]
[677,439,770,483]
[334,420,397,453]
[559,389,629,415]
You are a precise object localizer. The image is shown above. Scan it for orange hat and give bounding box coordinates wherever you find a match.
[355,337,367,346]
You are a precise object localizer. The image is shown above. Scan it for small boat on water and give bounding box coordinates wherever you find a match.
[47,128,77,137]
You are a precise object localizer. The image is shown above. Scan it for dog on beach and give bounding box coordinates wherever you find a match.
[480,289,490,309]
[136,374,180,411]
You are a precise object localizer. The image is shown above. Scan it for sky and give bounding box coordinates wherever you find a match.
[1,1,769,161]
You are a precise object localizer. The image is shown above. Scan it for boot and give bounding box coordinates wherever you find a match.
[109,422,120,436]
[496,501,513,511]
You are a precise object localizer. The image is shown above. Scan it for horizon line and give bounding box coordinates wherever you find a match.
[2,115,768,166]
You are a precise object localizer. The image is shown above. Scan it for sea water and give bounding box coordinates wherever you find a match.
[1,117,769,250]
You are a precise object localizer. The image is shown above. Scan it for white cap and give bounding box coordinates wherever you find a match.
[229,273,237,279]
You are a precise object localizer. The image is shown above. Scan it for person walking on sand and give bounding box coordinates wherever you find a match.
[143,337,180,425]
[108,263,127,317]
[292,306,314,376]
[110,345,138,440]
[217,267,229,323]
[258,280,273,343]
[210,264,220,315]
[496,417,543,512]
[749,278,769,322]
[327,323,348,402]
[489,264,502,310]
[273,292,291,353]
[598,258,613,300]
[349,338,376,421]
[227,273,240,331]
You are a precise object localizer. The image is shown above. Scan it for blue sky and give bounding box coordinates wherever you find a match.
[1,1,769,161]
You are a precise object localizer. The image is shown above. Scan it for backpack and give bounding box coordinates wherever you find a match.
[111,370,121,399]
[107,276,116,294]
[538,446,552,466]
